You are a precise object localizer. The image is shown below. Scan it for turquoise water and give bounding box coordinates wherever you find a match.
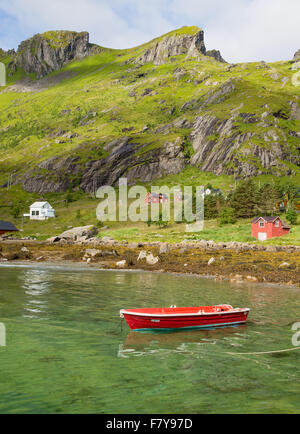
[0,263,300,414]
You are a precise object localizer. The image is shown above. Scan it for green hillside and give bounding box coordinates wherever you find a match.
[0,26,299,198]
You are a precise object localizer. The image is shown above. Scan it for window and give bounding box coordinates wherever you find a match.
[275,220,280,227]
[31,211,35,216]
[36,211,39,216]
[259,221,265,228]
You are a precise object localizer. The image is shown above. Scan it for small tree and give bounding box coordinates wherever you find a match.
[76,209,81,221]
[204,195,219,220]
[256,183,281,215]
[10,200,25,219]
[286,208,298,225]
[230,179,258,218]
[11,205,21,219]
[65,193,74,207]
[218,208,237,225]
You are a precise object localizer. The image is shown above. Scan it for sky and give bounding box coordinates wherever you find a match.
[0,0,299,63]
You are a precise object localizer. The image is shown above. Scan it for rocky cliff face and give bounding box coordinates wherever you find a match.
[136,28,207,65]
[294,49,300,61]
[9,31,91,78]
[20,137,186,193]
[190,114,296,177]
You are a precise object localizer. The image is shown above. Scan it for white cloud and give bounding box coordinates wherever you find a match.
[0,0,299,62]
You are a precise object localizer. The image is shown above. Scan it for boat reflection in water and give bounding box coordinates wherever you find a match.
[118,324,248,358]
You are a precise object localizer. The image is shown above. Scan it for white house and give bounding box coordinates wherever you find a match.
[204,188,223,197]
[24,202,55,220]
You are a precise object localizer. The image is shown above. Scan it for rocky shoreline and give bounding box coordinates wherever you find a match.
[1,225,299,288]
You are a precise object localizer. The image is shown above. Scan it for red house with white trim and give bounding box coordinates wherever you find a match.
[251,216,290,241]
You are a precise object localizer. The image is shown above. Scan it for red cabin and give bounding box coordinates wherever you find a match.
[145,192,168,204]
[0,221,19,236]
[251,216,290,241]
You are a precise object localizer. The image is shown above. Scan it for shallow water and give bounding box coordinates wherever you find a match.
[0,263,300,414]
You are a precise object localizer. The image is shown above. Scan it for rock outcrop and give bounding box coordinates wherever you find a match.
[134,27,227,65]
[9,31,92,78]
[206,49,226,63]
[290,102,300,120]
[47,226,98,243]
[0,48,15,59]
[135,27,206,65]
[294,49,300,61]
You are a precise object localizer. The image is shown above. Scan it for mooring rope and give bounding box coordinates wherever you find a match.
[226,346,300,356]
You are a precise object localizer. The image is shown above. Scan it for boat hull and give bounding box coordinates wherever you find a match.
[121,307,249,332]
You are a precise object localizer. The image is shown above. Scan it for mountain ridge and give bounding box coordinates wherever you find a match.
[3,26,227,77]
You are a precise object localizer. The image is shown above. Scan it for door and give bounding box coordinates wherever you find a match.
[258,232,267,241]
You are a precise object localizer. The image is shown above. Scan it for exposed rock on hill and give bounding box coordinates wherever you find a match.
[136,28,206,65]
[290,102,300,120]
[0,48,15,59]
[206,49,226,63]
[81,137,185,192]
[9,31,92,78]
[294,49,300,61]
[190,113,297,177]
[20,136,186,193]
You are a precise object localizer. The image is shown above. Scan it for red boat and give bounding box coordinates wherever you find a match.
[120,305,250,332]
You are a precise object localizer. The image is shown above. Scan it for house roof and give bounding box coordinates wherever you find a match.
[30,201,51,208]
[0,221,18,231]
[148,193,168,198]
[252,216,281,224]
[252,216,291,229]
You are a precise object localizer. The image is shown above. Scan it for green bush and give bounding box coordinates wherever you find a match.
[218,208,237,225]
[286,208,298,225]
